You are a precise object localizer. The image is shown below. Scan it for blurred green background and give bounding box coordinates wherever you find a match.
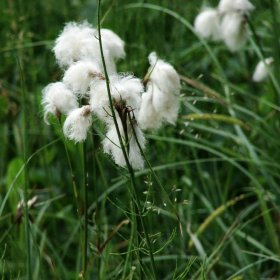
[1,0,280,279]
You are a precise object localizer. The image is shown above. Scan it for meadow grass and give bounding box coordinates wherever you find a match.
[1,0,280,279]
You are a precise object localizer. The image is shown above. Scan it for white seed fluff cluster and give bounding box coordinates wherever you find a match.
[194,0,254,51]
[90,74,145,169]
[42,82,78,124]
[63,106,92,142]
[103,115,146,170]
[252,57,274,83]
[194,9,222,41]
[89,74,143,121]
[218,0,254,14]
[42,21,125,143]
[42,21,181,170]
[63,60,101,96]
[139,52,181,130]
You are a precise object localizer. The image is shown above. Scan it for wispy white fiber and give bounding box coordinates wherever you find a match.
[194,8,222,41]
[63,105,92,142]
[252,57,274,82]
[42,82,78,124]
[63,60,102,96]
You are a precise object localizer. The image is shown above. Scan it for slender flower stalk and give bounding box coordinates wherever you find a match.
[17,56,32,280]
[82,142,88,279]
[97,1,157,278]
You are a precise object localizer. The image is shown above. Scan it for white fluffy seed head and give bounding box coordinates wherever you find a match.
[139,82,180,130]
[53,21,124,75]
[89,74,143,121]
[42,82,78,124]
[148,52,181,96]
[103,116,145,170]
[100,29,126,62]
[110,75,143,113]
[63,60,102,96]
[194,8,222,41]
[138,53,181,130]
[220,12,248,52]
[63,105,92,142]
[252,57,274,82]
[53,21,100,68]
[218,0,254,14]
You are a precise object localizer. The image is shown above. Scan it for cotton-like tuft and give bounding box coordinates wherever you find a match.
[63,105,92,142]
[53,22,118,74]
[42,82,78,124]
[252,57,274,82]
[103,116,145,170]
[63,60,102,96]
[89,74,143,122]
[148,52,180,95]
[218,0,254,14]
[53,22,99,68]
[220,12,248,52]
[194,9,222,41]
[100,29,126,62]
[138,53,180,130]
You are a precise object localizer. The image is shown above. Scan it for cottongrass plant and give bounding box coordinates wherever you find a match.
[194,0,254,51]
[42,7,181,277]
[42,23,181,169]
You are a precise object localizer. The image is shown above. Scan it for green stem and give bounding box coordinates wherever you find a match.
[270,0,280,75]
[58,119,80,213]
[247,18,265,57]
[82,142,88,278]
[97,1,157,278]
[17,56,32,280]
[224,86,280,254]
[127,114,182,232]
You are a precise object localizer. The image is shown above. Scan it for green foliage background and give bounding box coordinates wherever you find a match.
[1,0,280,279]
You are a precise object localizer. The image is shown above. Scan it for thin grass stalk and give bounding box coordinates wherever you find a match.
[247,18,265,57]
[97,1,157,278]
[269,0,280,83]
[127,114,182,233]
[82,142,88,278]
[224,86,280,254]
[121,202,136,279]
[17,56,32,280]
[57,119,80,213]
